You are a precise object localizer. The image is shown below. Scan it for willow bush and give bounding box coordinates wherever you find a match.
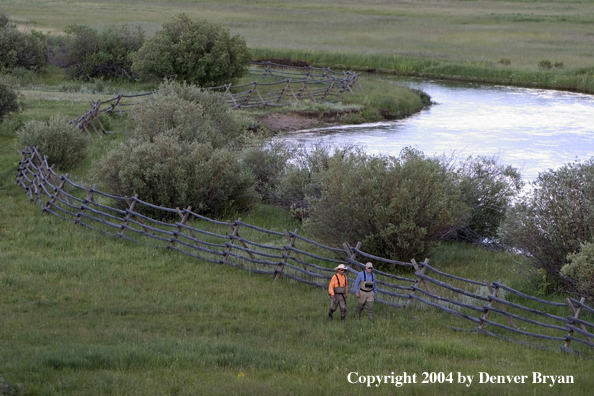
[53,24,144,80]
[93,136,259,218]
[132,13,251,86]
[16,115,88,170]
[499,159,594,293]
[0,15,47,72]
[94,81,259,218]
[303,147,468,265]
[131,80,244,149]
[0,81,19,122]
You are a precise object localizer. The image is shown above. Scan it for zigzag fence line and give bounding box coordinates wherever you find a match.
[69,63,361,140]
[15,146,594,358]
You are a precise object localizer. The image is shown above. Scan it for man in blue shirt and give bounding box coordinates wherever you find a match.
[354,262,377,321]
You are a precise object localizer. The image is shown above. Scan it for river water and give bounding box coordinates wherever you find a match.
[282,77,594,182]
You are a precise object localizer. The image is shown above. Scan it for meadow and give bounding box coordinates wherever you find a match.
[2,1,594,395]
[4,0,594,91]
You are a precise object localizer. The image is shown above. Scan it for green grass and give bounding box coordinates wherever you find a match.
[2,87,594,395]
[5,0,594,91]
[2,1,594,394]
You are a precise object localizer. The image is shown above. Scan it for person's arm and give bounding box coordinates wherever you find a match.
[328,275,336,297]
[354,272,362,297]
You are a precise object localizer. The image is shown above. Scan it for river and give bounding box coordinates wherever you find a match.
[282,77,594,182]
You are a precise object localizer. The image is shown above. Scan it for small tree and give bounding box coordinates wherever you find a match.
[499,158,594,292]
[93,136,259,218]
[56,24,144,80]
[0,15,47,71]
[17,115,88,169]
[132,13,251,86]
[0,81,19,122]
[131,80,244,148]
[561,242,594,300]
[453,155,523,243]
[93,80,259,218]
[303,147,468,265]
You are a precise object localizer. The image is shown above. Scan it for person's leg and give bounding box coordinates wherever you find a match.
[338,294,347,321]
[365,300,374,321]
[328,297,339,320]
[356,292,366,319]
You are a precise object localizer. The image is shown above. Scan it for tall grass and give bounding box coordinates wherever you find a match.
[1,93,594,395]
[5,0,594,91]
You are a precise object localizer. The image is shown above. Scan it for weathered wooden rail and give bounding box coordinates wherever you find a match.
[16,146,594,358]
[69,63,360,135]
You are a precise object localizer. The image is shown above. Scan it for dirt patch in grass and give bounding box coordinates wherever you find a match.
[253,58,310,67]
[257,110,359,133]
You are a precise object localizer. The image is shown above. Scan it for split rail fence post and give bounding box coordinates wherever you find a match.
[342,242,362,271]
[275,228,299,280]
[480,279,517,330]
[119,195,140,237]
[45,177,68,213]
[564,297,594,349]
[407,258,431,307]
[170,206,192,249]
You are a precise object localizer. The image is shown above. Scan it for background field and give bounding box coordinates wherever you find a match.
[2,1,594,395]
[4,0,594,70]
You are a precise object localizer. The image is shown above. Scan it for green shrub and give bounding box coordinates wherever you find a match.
[131,80,244,148]
[0,81,19,122]
[273,142,352,220]
[561,242,594,300]
[93,135,259,218]
[0,20,47,71]
[499,158,594,292]
[240,140,296,202]
[17,115,88,170]
[55,24,144,80]
[131,13,251,86]
[538,59,553,70]
[303,147,468,265]
[452,155,523,243]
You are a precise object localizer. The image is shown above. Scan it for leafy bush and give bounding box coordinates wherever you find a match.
[93,135,259,218]
[53,24,144,80]
[131,80,244,148]
[538,59,553,70]
[0,17,47,71]
[561,242,594,300]
[303,147,468,265]
[499,159,594,292]
[452,155,523,243]
[93,80,258,218]
[272,142,354,220]
[17,115,88,169]
[132,13,251,86]
[0,81,19,122]
[240,140,296,202]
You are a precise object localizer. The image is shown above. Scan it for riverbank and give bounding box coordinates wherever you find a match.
[251,49,594,95]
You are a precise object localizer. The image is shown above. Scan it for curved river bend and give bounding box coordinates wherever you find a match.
[282,77,594,182]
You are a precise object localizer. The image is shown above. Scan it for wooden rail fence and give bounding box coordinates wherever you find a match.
[69,63,360,137]
[16,146,594,358]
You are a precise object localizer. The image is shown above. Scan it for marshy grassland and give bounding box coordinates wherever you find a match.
[4,0,594,91]
[2,1,594,395]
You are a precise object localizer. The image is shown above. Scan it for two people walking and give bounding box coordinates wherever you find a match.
[328,262,377,321]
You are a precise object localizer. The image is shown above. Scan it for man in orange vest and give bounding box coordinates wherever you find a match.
[328,264,349,321]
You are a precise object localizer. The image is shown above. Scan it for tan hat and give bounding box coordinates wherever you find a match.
[334,264,348,271]
[365,262,373,269]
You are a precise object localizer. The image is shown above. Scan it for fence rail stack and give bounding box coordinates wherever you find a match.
[69,64,360,134]
[15,147,594,358]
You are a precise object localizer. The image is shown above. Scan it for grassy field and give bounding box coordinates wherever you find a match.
[1,84,594,395]
[2,1,594,395]
[4,0,594,91]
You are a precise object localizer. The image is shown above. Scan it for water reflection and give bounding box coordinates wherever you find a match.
[282,78,594,182]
